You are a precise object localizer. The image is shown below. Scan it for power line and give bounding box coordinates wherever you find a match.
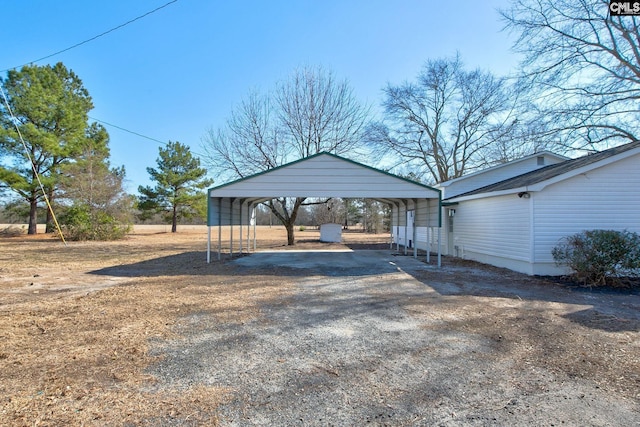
[89,116,168,146]
[90,116,208,159]
[1,0,179,73]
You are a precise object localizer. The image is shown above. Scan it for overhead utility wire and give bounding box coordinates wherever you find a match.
[0,86,67,244]
[89,116,168,146]
[90,116,208,159]
[1,0,179,73]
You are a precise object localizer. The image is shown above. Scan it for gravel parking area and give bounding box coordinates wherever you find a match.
[149,250,640,426]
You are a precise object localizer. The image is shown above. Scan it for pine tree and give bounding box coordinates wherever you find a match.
[0,63,94,234]
[138,141,213,232]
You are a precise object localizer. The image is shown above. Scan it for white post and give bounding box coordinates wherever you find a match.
[437,227,442,267]
[413,210,417,259]
[246,203,251,252]
[229,199,234,257]
[403,204,408,256]
[426,227,430,263]
[217,198,222,261]
[239,201,243,255]
[389,203,394,249]
[253,205,257,251]
[207,226,211,263]
[395,203,400,252]
[218,225,222,261]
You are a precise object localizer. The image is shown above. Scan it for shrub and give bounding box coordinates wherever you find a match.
[58,204,131,241]
[552,229,640,286]
[0,225,25,237]
[299,225,306,231]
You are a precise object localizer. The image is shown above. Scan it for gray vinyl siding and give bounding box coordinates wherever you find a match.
[532,154,640,268]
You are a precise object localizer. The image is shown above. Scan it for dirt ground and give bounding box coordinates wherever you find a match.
[0,225,639,426]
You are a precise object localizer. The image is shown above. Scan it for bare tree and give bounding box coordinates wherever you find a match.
[202,66,370,245]
[368,54,514,184]
[276,67,369,157]
[502,0,640,150]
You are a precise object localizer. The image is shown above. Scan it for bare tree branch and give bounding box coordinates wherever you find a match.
[367,54,515,183]
[502,0,640,148]
[201,66,371,245]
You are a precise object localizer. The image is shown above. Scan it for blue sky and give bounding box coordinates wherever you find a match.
[1,0,519,191]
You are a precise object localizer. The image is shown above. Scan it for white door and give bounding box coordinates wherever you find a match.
[406,210,415,248]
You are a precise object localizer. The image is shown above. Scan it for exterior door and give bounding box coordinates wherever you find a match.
[406,210,414,248]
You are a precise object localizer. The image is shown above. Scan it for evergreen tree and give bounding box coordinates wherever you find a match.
[57,123,133,240]
[0,63,93,234]
[138,141,213,232]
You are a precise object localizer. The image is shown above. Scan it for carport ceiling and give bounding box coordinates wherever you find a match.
[207,151,441,226]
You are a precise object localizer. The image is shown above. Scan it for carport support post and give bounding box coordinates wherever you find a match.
[394,202,400,252]
[239,200,243,255]
[229,198,234,257]
[217,198,222,261]
[207,226,211,263]
[413,199,418,259]
[253,205,257,251]
[438,227,442,267]
[246,203,251,253]
[403,201,408,256]
[389,202,394,249]
[426,227,430,263]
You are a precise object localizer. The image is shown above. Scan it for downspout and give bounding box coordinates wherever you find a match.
[529,192,535,275]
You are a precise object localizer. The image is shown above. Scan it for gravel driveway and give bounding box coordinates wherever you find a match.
[150,250,640,426]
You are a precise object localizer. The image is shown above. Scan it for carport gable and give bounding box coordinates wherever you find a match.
[207,152,440,200]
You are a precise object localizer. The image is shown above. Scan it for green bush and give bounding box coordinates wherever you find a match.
[58,204,130,241]
[552,229,640,286]
[299,225,306,231]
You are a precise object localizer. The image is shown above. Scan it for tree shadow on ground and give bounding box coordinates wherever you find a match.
[87,249,640,332]
[87,250,401,278]
[407,255,640,333]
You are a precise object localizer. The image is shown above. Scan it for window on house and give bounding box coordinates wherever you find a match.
[537,156,545,165]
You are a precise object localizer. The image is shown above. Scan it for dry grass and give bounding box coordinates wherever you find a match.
[0,226,386,426]
[4,225,638,425]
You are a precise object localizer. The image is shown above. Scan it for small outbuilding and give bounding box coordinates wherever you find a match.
[320,223,342,243]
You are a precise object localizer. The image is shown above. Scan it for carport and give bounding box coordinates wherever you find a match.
[206,152,442,266]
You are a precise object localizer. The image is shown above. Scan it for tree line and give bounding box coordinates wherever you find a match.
[2,0,637,242]
[0,63,211,238]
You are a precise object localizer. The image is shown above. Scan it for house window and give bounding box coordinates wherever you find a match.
[537,156,545,165]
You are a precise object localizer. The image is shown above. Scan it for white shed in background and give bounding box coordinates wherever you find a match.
[320,223,342,243]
